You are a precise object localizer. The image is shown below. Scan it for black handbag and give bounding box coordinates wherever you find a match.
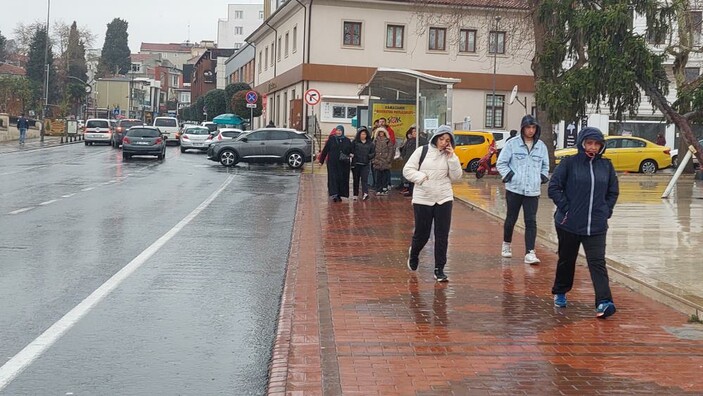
[339,152,350,162]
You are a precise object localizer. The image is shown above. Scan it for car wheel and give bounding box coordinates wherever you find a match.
[180,147,186,153]
[640,159,658,174]
[219,149,239,167]
[467,159,480,173]
[122,153,129,160]
[287,151,304,169]
[158,152,164,160]
[671,155,679,168]
[84,141,88,146]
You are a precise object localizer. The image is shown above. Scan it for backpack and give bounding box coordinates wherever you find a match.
[418,145,429,170]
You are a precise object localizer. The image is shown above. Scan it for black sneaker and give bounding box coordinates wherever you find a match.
[434,268,448,282]
[407,246,418,271]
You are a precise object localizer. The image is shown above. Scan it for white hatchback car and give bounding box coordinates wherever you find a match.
[83,118,113,145]
[180,126,212,153]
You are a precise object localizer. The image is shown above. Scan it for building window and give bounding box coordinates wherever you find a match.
[258,51,262,73]
[489,31,506,54]
[428,27,447,51]
[293,26,298,53]
[130,64,141,73]
[285,32,290,57]
[322,102,358,121]
[234,26,243,35]
[343,21,362,46]
[171,75,178,87]
[485,94,505,129]
[459,29,477,53]
[259,10,264,19]
[690,11,703,46]
[685,67,700,83]
[234,43,242,49]
[386,25,404,49]
[265,46,268,70]
[278,37,282,61]
[271,41,275,66]
[234,10,243,19]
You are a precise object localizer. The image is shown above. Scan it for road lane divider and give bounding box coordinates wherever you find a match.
[0,175,236,390]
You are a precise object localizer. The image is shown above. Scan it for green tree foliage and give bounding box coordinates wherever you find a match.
[204,89,228,118]
[195,96,206,123]
[26,26,59,108]
[231,90,262,119]
[65,22,88,113]
[0,30,6,62]
[0,77,32,113]
[97,18,130,76]
[225,82,253,112]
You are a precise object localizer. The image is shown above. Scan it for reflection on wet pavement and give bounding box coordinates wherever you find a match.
[454,175,703,310]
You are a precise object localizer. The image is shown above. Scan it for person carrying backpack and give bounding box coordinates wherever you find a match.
[402,125,463,282]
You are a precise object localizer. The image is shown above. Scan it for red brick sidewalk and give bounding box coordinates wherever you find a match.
[268,174,703,395]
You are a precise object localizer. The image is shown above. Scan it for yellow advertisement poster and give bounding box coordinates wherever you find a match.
[372,103,416,140]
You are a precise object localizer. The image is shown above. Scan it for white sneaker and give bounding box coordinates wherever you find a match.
[524,250,541,264]
[501,242,512,258]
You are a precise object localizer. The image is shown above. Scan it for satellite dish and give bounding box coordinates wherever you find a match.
[509,85,519,105]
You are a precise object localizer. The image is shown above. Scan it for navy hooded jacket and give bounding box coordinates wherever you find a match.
[548,127,619,236]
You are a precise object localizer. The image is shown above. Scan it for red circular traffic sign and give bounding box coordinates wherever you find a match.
[304,89,321,106]
[245,90,258,104]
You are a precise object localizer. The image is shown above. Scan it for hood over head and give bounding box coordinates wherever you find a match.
[355,126,370,142]
[520,115,542,140]
[577,127,607,157]
[335,124,345,136]
[430,125,456,148]
[375,127,389,139]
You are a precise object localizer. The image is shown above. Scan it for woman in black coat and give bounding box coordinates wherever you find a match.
[320,125,353,202]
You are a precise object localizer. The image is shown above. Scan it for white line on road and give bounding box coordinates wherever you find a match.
[7,207,34,215]
[0,175,236,390]
[38,200,59,206]
[81,187,95,192]
[61,194,76,198]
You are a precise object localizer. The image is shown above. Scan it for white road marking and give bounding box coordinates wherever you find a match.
[61,194,76,198]
[0,175,235,390]
[81,187,95,192]
[38,200,59,206]
[8,207,34,215]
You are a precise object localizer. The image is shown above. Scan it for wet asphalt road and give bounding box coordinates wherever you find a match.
[0,143,301,395]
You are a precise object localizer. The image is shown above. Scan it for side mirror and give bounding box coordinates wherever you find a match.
[240,137,248,142]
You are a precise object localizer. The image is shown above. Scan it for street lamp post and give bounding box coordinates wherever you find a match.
[41,0,51,142]
[491,15,501,130]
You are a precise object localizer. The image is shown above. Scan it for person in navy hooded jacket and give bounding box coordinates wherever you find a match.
[548,127,619,318]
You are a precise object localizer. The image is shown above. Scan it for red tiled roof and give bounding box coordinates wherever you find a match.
[140,43,193,53]
[0,63,26,76]
[130,53,159,62]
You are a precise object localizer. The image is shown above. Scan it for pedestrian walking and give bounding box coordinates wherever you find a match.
[351,126,375,201]
[548,127,619,318]
[319,125,353,202]
[400,126,427,197]
[496,115,550,264]
[402,125,463,282]
[17,113,29,145]
[266,120,276,128]
[371,127,394,195]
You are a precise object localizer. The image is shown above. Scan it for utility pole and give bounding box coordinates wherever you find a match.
[41,0,51,142]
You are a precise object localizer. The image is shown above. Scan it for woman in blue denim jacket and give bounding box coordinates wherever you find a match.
[496,115,550,264]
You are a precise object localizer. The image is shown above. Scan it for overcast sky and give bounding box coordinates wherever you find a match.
[0,0,230,52]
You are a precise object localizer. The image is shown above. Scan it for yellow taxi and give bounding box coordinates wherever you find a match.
[453,131,495,172]
[554,136,671,174]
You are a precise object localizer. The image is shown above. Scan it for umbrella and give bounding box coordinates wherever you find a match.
[212,113,244,125]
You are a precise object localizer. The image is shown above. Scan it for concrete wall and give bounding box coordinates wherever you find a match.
[0,124,41,142]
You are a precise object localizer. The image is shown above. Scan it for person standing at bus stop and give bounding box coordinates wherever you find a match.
[17,113,29,145]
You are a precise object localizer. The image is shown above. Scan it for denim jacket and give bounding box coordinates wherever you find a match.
[496,137,549,197]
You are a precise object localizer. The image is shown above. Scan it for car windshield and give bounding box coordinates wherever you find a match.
[127,128,160,138]
[185,127,209,135]
[155,118,177,127]
[204,124,218,132]
[120,120,143,128]
[86,120,109,128]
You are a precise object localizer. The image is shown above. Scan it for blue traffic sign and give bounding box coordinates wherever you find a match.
[245,90,258,104]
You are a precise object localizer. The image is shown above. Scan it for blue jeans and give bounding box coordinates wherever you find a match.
[19,128,27,144]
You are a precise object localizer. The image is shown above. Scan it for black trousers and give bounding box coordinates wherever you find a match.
[409,201,453,270]
[375,169,390,191]
[352,164,370,196]
[503,190,539,253]
[551,228,613,307]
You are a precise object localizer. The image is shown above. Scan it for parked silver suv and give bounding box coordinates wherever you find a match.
[207,128,312,169]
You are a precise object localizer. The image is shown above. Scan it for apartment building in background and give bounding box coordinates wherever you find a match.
[217,1,265,49]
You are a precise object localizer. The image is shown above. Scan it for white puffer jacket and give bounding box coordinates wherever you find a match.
[402,144,463,206]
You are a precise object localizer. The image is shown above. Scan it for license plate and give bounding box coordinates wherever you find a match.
[193,143,202,146]
[136,142,149,145]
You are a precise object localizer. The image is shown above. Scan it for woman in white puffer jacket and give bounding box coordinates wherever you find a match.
[402,125,464,282]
